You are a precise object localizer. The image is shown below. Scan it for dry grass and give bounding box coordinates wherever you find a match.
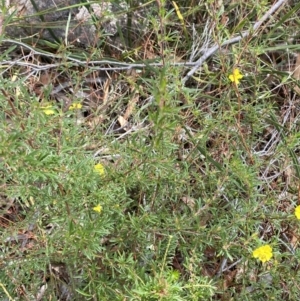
[0,0,300,300]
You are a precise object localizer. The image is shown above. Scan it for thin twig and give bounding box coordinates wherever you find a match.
[0,45,193,71]
[182,0,287,84]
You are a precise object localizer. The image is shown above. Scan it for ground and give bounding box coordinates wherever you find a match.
[0,0,300,300]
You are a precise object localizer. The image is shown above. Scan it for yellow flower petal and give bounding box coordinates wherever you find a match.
[93,204,102,213]
[229,68,243,85]
[295,205,300,219]
[252,245,273,263]
[94,163,105,176]
[41,105,55,115]
[69,103,83,110]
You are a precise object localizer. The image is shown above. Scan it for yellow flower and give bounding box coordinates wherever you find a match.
[229,68,243,85]
[69,102,83,110]
[94,163,105,176]
[93,204,102,213]
[41,105,55,115]
[252,245,273,263]
[295,205,300,219]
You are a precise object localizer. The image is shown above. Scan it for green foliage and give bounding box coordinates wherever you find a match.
[0,0,300,300]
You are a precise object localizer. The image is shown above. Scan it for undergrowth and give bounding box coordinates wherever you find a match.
[0,0,300,300]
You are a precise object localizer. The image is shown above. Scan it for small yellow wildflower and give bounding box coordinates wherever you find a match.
[69,102,83,110]
[252,245,273,263]
[94,163,105,176]
[41,105,55,115]
[229,68,243,85]
[295,205,300,219]
[93,204,102,213]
